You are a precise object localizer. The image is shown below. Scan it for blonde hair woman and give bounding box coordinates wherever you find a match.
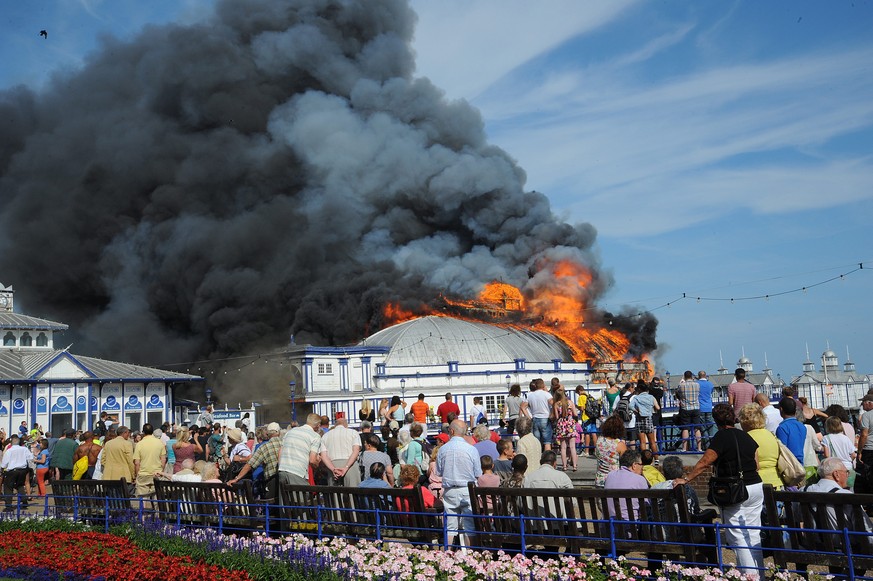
[360,399,375,422]
[738,403,780,489]
[172,427,202,474]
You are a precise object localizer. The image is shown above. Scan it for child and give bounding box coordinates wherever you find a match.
[493,439,514,474]
[641,449,665,487]
[476,455,501,488]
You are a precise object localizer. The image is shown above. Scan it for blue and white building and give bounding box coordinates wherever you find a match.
[286,315,646,425]
[0,283,202,434]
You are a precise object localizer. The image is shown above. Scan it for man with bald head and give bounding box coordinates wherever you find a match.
[755,393,781,433]
[436,419,482,549]
[319,416,361,487]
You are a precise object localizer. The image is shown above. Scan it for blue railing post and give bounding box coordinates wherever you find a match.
[519,513,526,556]
[104,496,109,532]
[218,499,224,534]
[843,527,855,581]
[137,496,144,523]
[317,505,323,539]
[265,503,270,536]
[441,507,449,550]
[73,495,79,522]
[375,506,382,542]
[43,493,49,517]
[715,522,724,570]
[176,499,182,528]
[608,518,617,559]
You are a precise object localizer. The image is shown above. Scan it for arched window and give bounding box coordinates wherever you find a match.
[19,333,32,347]
[3,332,15,347]
[36,333,48,347]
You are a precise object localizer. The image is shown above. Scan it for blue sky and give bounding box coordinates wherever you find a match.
[2,0,872,381]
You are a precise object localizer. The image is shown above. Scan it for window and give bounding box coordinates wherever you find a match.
[317,363,333,375]
[3,332,15,347]
[485,395,505,414]
[19,333,32,347]
[36,333,48,347]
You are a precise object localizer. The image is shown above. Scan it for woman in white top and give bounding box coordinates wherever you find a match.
[822,416,857,488]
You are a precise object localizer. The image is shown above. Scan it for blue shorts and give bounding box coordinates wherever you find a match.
[532,417,553,444]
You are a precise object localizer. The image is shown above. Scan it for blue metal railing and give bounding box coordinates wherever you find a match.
[6,491,869,580]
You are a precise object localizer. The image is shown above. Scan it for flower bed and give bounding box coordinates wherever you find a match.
[0,517,831,581]
[0,531,249,581]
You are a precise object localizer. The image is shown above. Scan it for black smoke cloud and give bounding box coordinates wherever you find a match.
[0,0,656,372]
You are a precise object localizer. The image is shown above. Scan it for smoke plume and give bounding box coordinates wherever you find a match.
[0,0,656,379]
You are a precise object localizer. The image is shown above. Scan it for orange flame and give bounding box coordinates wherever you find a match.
[381,259,647,371]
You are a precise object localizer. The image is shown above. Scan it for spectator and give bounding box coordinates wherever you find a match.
[503,454,527,489]
[493,439,514,474]
[776,398,806,464]
[199,405,214,427]
[133,423,166,497]
[755,393,781,434]
[388,396,406,432]
[1,435,30,510]
[360,462,391,489]
[319,417,362,487]
[675,403,764,579]
[575,385,599,456]
[856,394,873,500]
[595,415,627,488]
[411,393,429,427]
[73,431,102,480]
[728,368,756,417]
[604,449,649,520]
[426,444,443,498]
[437,393,460,425]
[640,449,664,487]
[50,429,77,481]
[472,424,498,460]
[631,381,659,461]
[227,422,283,502]
[675,371,702,452]
[824,404,856,444]
[514,416,541,475]
[278,413,323,487]
[435,419,482,549]
[398,464,436,509]
[101,426,135,483]
[502,383,528,435]
[172,427,202,474]
[359,399,376,423]
[697,371,715,442]
[524,450,572,489]
[476,455,501,488]
[739,403,781,490]
[527,378,554,452]
[33,440,50,496]
[553,386,578,471]
[469,396,487,426]
[359,433,394,487]
[821,416,856,486]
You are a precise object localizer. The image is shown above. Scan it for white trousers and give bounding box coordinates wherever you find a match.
[721,481,764,579]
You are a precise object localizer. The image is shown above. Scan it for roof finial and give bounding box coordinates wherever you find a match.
[805,342,810,361]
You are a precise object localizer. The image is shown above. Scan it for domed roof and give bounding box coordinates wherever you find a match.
[822,350,837,359]
[737,356,751,364]
[360,316,573,367]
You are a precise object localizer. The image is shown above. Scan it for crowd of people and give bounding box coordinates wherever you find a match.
[1,373,871,578]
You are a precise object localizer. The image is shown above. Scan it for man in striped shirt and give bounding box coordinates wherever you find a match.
[675,371,702,452]
[278,414,322,486]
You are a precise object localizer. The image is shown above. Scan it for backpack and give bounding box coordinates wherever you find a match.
[615,394,632,423]
[584,396,602,420]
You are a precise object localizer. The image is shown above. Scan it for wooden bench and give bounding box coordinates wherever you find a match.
[278,483,439,543]
[154,480,260,533]
[468,485,712,564]
[762,484,873,577]
[52,478,133,523]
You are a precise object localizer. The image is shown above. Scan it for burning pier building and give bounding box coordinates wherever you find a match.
[0,0,658,415]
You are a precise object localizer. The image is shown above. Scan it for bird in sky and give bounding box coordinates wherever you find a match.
[39,30,48,39]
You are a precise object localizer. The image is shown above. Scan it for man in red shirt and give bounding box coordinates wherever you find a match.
[437,393,460,424]
[728,368,757,416]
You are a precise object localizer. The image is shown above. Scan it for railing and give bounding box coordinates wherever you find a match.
[5,491,871,580]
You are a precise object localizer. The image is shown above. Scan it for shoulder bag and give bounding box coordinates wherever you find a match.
[777,438,806,487]
[707,429,750,507]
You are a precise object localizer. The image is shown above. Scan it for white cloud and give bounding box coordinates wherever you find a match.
[409,0,634,100]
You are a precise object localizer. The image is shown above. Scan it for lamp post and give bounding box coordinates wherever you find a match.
[205,387,212,405]
[400,378,406,402]
[505,375,511,389]
[289,381,297,423]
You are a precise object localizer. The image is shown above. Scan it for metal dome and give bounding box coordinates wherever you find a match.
[360,315,573,367]
[822,350,837,359]
[737,356,751,364]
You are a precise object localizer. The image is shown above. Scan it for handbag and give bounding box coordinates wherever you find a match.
[72,454,89,480]
[707,429,750,507]
[777,439,806,487]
